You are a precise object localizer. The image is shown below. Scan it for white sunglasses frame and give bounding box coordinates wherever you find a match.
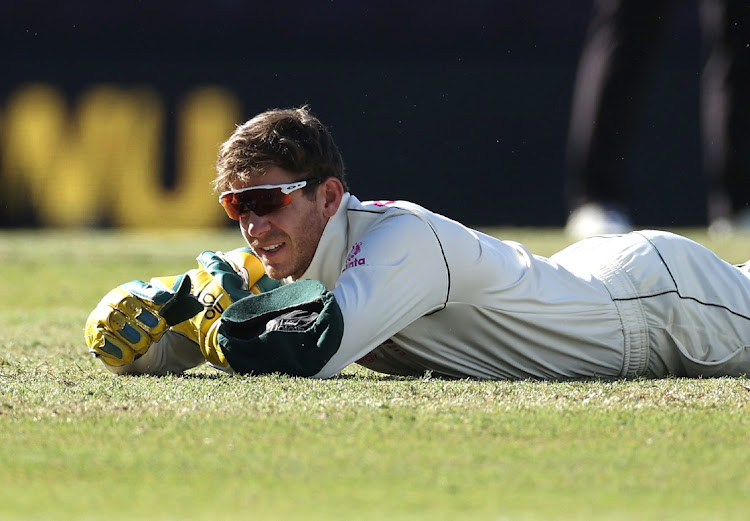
[217,180,311,203]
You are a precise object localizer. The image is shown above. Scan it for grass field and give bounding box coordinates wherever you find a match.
[1,228,749,521]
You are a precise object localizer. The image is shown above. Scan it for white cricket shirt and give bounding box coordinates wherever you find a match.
[300,194,629,379]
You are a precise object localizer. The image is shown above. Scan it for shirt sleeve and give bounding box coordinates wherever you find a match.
[313,212,450,378]
[103,330,206,376]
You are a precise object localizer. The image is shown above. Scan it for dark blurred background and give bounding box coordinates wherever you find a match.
[0,1,705,228]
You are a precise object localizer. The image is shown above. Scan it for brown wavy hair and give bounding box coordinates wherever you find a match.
[214,106,348,194]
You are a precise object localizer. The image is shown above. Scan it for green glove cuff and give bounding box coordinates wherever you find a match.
[160,274,204,325]
[196,250,251,302]
[123,274,203,326]
[217,280,344,376]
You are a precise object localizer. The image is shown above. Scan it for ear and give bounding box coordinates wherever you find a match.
[319,177,344,218]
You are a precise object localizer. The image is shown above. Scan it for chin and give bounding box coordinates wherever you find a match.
[264,268,283,280]
[264,265,290,281]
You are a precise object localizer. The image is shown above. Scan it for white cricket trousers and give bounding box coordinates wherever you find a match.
[552,230,750,378]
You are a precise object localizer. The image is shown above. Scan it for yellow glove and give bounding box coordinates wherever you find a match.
[84,275,203,366]
[163,249,273,370]
[85,248,275,369]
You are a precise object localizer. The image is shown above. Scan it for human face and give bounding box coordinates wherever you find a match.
[234,167,339,280]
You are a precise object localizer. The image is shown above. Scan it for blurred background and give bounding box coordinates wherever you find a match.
[0,1,712,229]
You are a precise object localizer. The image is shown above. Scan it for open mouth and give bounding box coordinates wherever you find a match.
[261,243,282,253]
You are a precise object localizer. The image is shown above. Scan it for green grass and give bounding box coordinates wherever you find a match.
[1,228,749,521]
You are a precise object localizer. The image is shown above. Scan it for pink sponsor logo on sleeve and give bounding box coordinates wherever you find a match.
[343,241,366,272]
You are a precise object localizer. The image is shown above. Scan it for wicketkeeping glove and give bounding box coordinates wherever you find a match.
[165,249,276,370]
[85,248,276,369]
[84,274,204,367]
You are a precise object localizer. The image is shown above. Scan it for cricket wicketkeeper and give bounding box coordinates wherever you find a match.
[86,106,750,380]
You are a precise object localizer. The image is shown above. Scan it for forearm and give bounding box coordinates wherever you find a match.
[102,331,206,376]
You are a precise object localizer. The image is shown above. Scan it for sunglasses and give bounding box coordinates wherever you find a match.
[218,179,317,220]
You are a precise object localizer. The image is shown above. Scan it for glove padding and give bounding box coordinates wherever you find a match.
[84,248,276,370]
[84,274,203,366]
[168,249,276,370]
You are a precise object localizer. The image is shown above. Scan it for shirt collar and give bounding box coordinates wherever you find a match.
[285,192,353,290]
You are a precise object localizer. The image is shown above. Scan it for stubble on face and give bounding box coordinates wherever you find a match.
[242,197,330,281]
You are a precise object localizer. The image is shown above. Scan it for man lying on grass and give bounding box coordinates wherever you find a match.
[86,106,750,380]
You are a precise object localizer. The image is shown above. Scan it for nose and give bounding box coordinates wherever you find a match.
[242,212,272,238]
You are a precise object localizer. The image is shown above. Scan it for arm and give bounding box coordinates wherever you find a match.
[210,214,450,377]
[317,213,450,377]
[103,330,206,376]
[85,248,277,374]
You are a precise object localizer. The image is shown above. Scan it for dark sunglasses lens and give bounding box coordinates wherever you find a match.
[236,188,291,217]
